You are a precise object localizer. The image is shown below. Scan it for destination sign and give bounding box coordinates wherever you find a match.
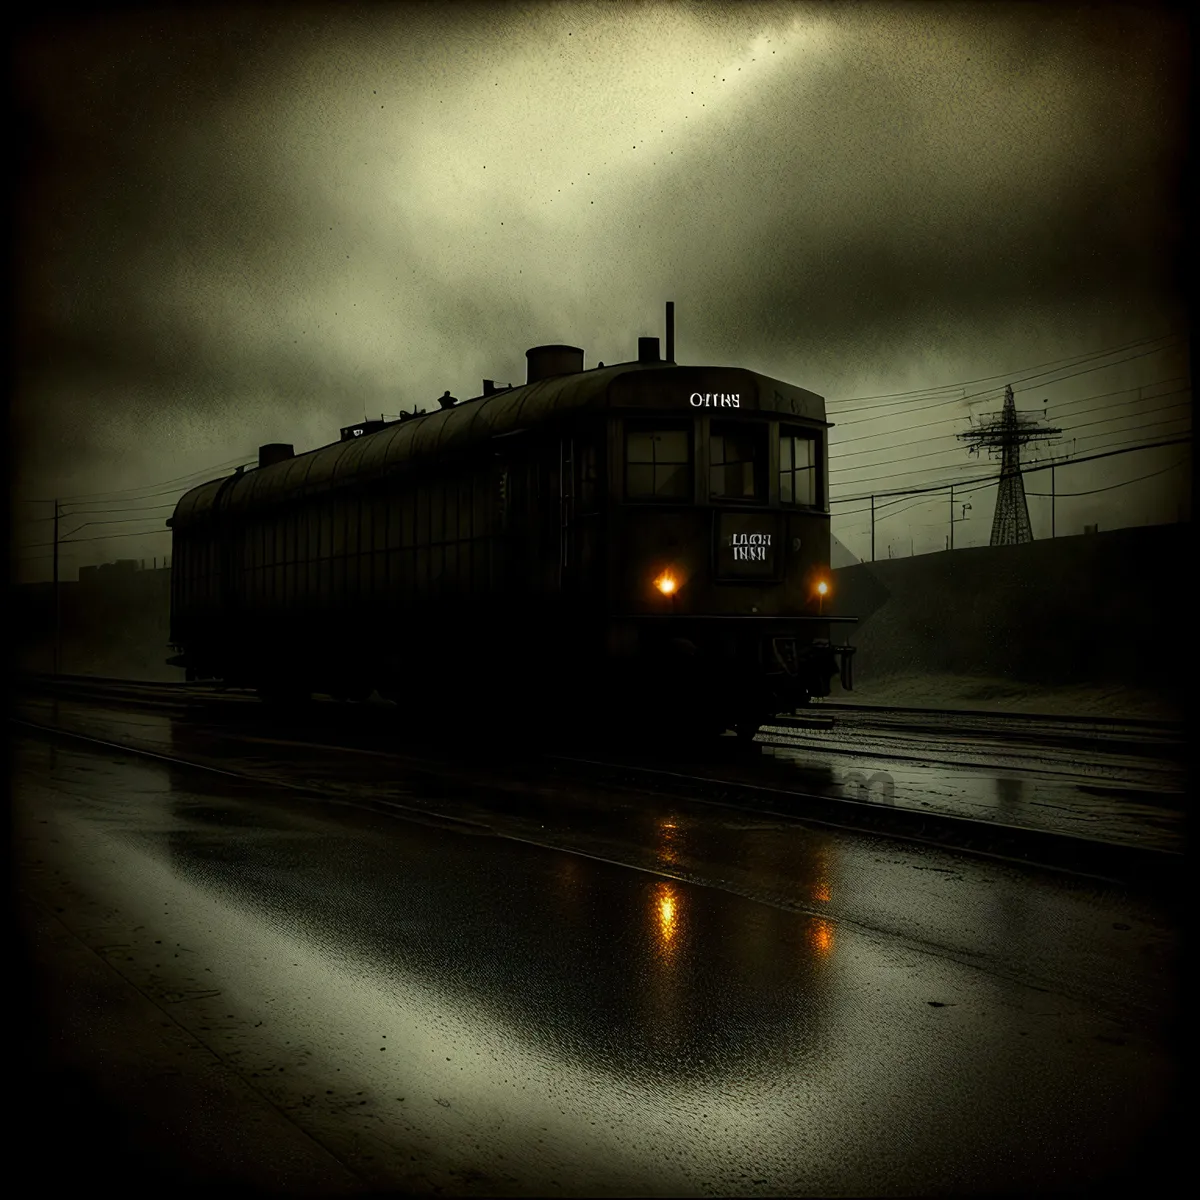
[716,513,778,578]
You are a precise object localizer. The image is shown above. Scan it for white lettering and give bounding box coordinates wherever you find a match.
[728,531,771,562]
[687,392,742,407]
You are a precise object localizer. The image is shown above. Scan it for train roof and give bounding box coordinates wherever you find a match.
[170,360,828,528]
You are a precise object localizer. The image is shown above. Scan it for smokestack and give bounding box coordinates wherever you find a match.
[665,301,674,363]
[638,337,660,363]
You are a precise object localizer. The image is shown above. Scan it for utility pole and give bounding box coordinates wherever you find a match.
[957,385,1061,546]
[870,495,875,562]
[52,499,60,676]
[1051,463,1056,539]
[949,486,954,550]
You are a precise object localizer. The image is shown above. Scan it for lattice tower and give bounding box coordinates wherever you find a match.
[957,384,1062,546]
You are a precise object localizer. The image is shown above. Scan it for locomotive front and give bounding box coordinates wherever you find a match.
[605,363,854,735]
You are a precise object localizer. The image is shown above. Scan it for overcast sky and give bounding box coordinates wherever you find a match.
[12,1,1191,579]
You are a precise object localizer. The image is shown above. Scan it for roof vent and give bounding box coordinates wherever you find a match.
[638,337,660,364]
[258,443,294,469]
[526,345,584,384]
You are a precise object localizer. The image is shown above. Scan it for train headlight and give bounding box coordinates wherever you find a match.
[655,572,678,596]
[817,581,829,596]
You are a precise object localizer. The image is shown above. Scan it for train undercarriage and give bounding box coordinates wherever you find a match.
[170,616,854,741]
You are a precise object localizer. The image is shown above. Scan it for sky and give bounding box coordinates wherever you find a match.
[12,1,1191,580]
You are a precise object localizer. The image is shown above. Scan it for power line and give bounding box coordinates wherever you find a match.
[829,434,1192,510]
[829,417,1191,490]
[828,331,1178,407]
[828,332,1182,413]
[17,517,173,553]
[16,525,175,556]
[57,501,179,519]
[828,379,1189,456]
[835,459,1190,537]
[62,526,173,545]
[831,339,1185,428]
[1026,457,1190,499]
[16,457,254,505]
[829,398,1191,478]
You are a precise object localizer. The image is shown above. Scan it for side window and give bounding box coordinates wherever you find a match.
[626,426,691,500]
[710,422,767,501]
[780,428,818,506]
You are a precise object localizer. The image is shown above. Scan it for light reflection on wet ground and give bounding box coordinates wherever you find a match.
[14,735,1180,1195]
[14,698,1180,1020]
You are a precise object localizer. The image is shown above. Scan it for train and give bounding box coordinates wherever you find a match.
[166,305,855,738]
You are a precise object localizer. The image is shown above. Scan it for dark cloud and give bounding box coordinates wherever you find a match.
[11,1,1190,573]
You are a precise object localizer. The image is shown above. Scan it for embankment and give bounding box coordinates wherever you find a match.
[829,523,1188,718]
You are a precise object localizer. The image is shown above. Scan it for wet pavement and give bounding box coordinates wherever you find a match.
[753,732,1184,853]
[17,687,1186,854]
[11,702,1184,1196]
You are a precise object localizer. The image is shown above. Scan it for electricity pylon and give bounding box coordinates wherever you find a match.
[958,384,1061,546]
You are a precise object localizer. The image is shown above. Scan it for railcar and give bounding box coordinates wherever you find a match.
[167,308,855,737]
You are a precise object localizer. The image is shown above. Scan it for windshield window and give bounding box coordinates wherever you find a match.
[710,422,766,501]
[780,429,818,506]
[626,428,691,499]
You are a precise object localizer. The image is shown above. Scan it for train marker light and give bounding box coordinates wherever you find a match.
[655,572,678,596]
[816,579,828,614]
[817,581,828,596]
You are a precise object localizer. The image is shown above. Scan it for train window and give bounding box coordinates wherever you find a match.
[780,429,818,506]
[626,427,691,500]
[710,422,766,501]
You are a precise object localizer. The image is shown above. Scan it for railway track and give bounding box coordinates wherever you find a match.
[21,673,1184,741]
[13,671,1186,890]
[762,708,1185,766]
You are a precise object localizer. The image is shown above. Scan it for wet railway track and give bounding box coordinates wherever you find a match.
[19,673,1186,743]
[778,702,1186,756]
[13,673,1187,892]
